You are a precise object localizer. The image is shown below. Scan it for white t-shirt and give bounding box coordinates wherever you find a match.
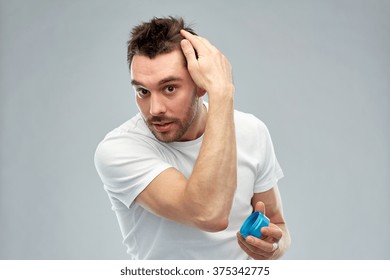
[94,105,284,259]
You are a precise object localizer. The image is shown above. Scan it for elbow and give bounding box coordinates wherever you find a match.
[185,192,234,232]
[193,215,230,232]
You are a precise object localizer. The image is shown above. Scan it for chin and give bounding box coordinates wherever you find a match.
[152,131,177,143]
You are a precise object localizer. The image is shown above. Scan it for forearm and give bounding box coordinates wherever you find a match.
[178,30,237,231]
[186,87,237,230]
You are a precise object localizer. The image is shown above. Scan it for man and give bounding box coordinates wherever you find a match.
[94,16,291,259]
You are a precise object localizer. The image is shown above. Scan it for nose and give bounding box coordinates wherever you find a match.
[149,93,166,116]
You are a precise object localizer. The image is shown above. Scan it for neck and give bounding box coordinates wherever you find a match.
[181,98,208,141]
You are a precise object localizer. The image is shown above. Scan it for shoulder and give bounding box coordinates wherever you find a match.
[103,113,152,140]
[98,113,156,146]
[234,108,269,137]
[94,114,160,167]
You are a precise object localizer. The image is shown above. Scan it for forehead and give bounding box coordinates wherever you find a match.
[130,50,188,86]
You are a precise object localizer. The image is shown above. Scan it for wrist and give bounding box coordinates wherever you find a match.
[207,84,235,103]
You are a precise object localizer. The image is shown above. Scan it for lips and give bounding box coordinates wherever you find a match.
[152,121,173,132]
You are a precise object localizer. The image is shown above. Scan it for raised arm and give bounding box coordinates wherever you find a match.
[134,31,237,232]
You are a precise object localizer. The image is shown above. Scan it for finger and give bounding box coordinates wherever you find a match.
[237,234,266,260]
[180,29,214,54]
[180,39,198,66]
[236,232,274,259]
[261,224,283,240]
[237,232,274,254]
[236,233,259,255]
[254,201,266,215]
[180,29,205,49]
[245,235,275,253]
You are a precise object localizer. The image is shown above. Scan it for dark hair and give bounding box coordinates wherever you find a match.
[127,16,197,66]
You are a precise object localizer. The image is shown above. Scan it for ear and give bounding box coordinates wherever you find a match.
[197,87,207,97]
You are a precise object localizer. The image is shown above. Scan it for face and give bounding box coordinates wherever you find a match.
[131,49,204,143]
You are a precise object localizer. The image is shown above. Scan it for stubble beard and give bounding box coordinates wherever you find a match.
[146,94,199,143]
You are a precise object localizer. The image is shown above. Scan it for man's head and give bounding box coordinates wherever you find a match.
[127,16,196,67]
[128,17,206,143]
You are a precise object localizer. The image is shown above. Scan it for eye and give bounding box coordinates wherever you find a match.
[136,88,150,98]
[164,86,176,94]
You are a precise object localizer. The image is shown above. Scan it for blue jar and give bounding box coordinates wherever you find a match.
[240,211,270,238]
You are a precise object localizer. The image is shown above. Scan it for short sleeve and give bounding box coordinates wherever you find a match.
[94,132,172,208]
[253,120,284,193]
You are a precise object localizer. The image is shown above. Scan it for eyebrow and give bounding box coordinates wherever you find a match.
[131,76,183,87]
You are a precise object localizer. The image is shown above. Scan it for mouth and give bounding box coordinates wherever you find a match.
[151,121,174,133]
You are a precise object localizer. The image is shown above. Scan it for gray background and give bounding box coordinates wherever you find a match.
[0,0,389,259]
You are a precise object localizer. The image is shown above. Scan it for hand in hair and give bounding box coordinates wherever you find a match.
[180,30,234,100]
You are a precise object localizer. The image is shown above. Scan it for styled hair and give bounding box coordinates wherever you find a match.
[127,16,197,66]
